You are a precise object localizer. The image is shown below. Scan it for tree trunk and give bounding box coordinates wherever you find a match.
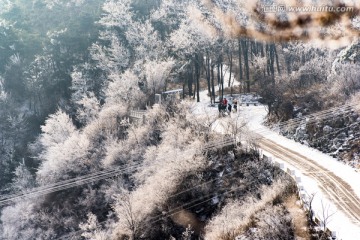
[259,42,265,57]
[270,44,275,75]
[227,51,233,95]
[269,43,276,84]
[266,44,271,76]
[220,62,224,99]
[250,40,256,61]
[195,54,201,102]
[211,63,215,103]
[188,64,193,97]
[182,78,185,99]
[238,39,243,93]
[205,52,211,103]
[227,51,233,87]
[217,63,221,87]
[241,39,250,93]
[286,54,292,75]
[274,44,281,75]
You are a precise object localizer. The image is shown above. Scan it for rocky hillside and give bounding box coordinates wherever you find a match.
[278,109,360,168]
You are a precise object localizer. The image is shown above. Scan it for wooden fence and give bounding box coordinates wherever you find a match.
[130,110,147,119]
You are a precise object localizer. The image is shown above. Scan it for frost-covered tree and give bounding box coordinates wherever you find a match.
[105,69,145,107]
[2,1,345,239]
[11,163,34,191]
[329,63,360,98]
[142,58,175,94]
[0,200,38,240]
[90,32,130,73]
[80,213,109,240]
[38,110,76,149]
[99,0,165,62]
[76,92,101,124]
[31,110,92,183]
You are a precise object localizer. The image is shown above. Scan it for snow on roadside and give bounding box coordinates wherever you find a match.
[262,149,360,240]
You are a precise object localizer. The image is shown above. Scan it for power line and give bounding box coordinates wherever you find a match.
[57,167,262,239]
[0,140,236,206]
[0,163,142,206]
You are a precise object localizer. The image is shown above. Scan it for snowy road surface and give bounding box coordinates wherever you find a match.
[260,138,360,223]
[190,91,360,239]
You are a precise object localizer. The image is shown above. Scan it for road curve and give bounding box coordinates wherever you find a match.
[259,138,360,224]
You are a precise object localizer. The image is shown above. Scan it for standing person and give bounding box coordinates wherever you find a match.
[218,98,222,114]
[218,98,226,116]
[233,99,238,112]
[228,103,232,114]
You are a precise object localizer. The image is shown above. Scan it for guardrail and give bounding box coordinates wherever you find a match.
[261,151,337,240]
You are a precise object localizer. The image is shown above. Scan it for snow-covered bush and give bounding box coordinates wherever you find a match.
[1,201,38,240]
[31,110,92,183]
[83,102,127,142]
[239,205,294,240]
[328,63,360,99]
[80,213,110,240]
[204,177,293,240]
[11,164,34,191]
[350,92,360,114]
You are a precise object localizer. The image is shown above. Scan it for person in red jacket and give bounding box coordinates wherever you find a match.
[223,98,228,106]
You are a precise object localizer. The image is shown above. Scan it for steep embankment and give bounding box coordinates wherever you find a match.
[278,108,360,168]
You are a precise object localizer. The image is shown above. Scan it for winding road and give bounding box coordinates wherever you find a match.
[259,138,360,224]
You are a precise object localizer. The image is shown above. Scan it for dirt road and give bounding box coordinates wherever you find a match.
[259,138,360,224]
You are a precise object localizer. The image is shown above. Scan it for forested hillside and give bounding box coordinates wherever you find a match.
[0,0,359,239]
[0,0,104,191]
